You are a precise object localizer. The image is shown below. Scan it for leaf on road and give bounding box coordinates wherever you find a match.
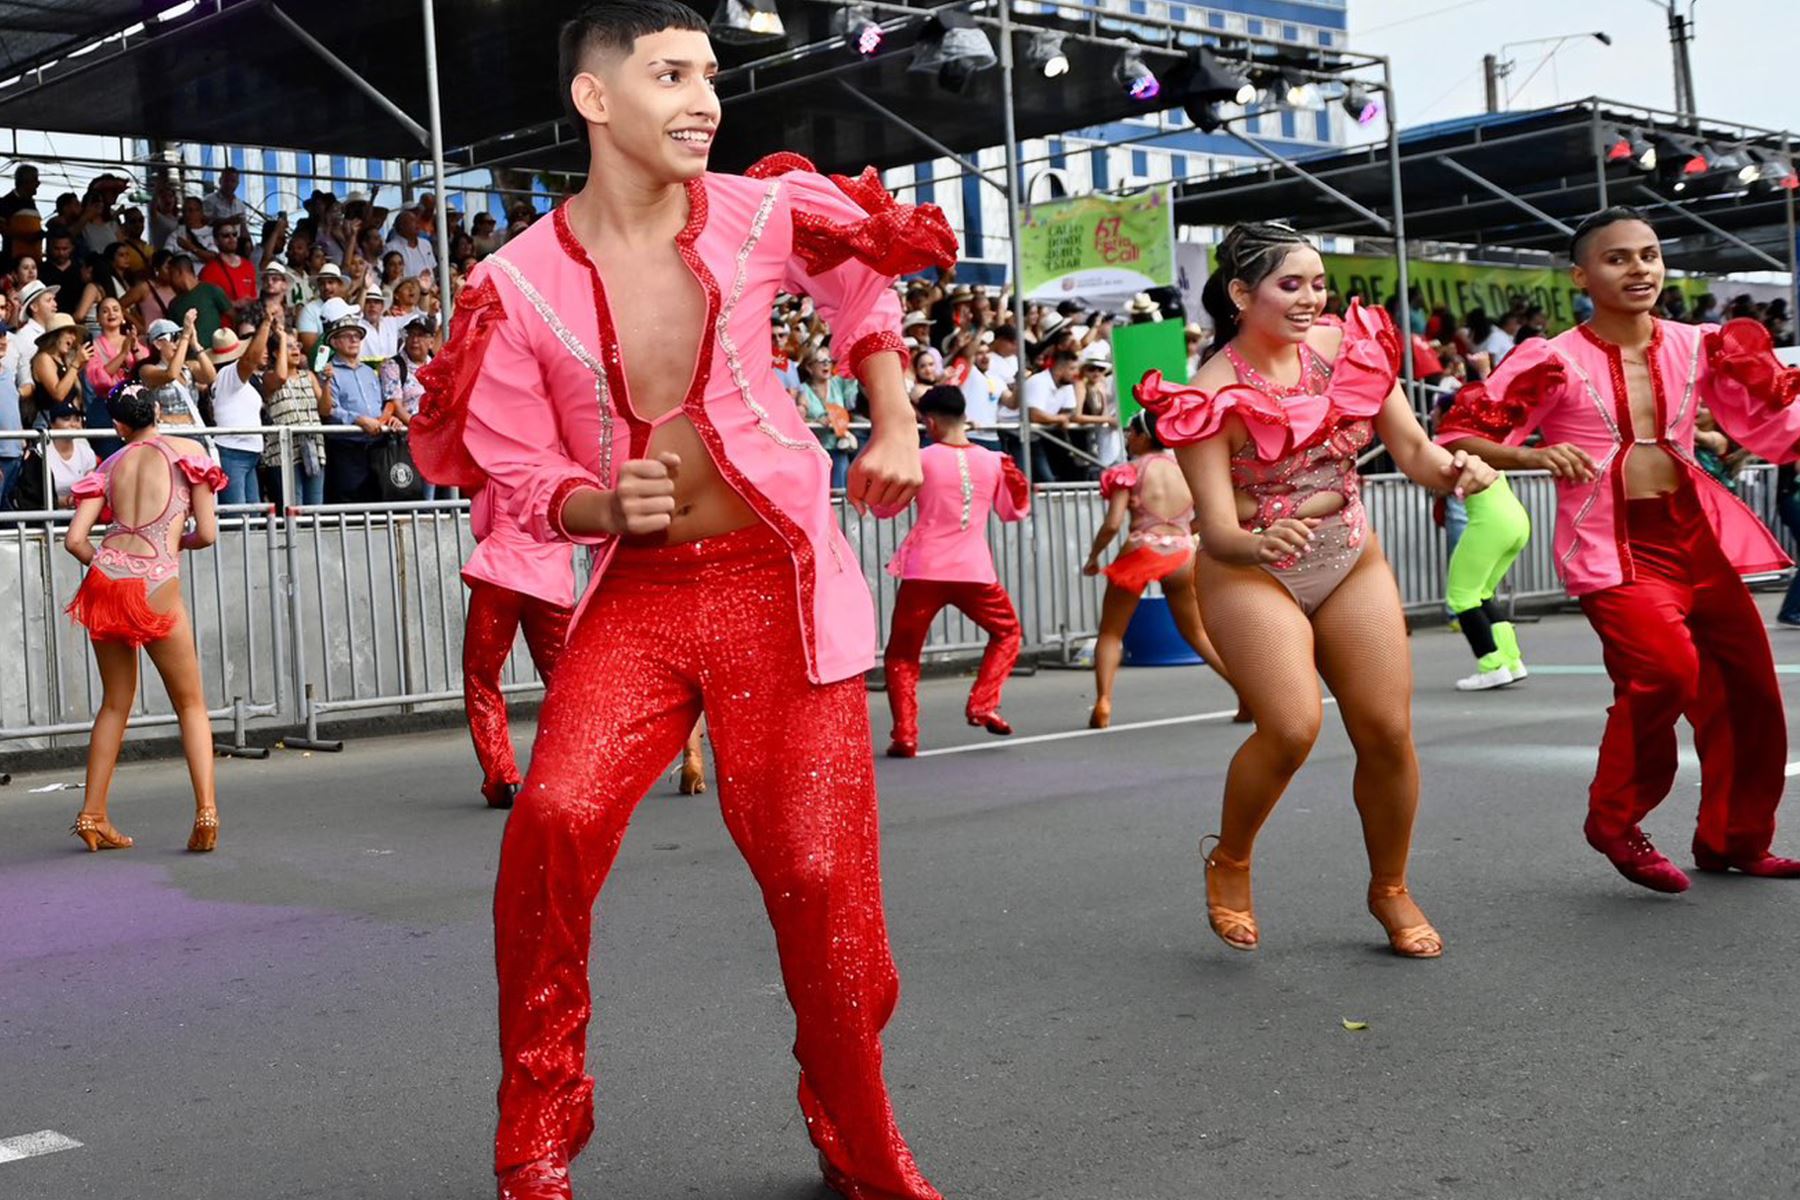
[1340,1018,1369,1032]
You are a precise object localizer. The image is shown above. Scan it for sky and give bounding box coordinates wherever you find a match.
[1346,0,1800,141]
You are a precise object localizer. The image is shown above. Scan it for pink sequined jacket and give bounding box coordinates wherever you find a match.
[873,441,1030,583]
[411,156,956,684]
[1436,319,1800,596]
[462,480,577,609]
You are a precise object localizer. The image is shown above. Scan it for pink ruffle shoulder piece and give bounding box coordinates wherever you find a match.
[1098,462,1138,499]
[1436,338,1565,442]
[999,454,1031,509]
[69,470,107,501]
[746,152,960,278]
[176,456,228,493]
[1323,301,1402,419]
[411,274,506,490]
[1134,370,1295,457]
[1706,317,1800,407]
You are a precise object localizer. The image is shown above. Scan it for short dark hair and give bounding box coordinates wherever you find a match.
[559,1,710,135]
[1569,205,1656,263]
[917,385,966,420]
[169,254,196,275]
[991,323,1018,344]
[1048,349,1080,368]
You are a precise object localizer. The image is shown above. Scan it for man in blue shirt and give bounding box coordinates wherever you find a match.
[0,323,24,506]
[322,315,395,502]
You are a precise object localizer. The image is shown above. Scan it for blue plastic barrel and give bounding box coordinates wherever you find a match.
[1121,594,1202,666]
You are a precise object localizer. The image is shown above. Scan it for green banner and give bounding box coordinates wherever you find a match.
[1318,253,1714,334]
[1113,321,1188,426]
[1020,188,1176,300]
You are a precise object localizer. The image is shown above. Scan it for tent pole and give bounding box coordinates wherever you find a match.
[998,0,1039,656]
[422,0,453,326]
[1383,56,1415,398]
[1787,133,1799,323]
[1590,104,1609,209]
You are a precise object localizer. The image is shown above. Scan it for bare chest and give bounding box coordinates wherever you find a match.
[1620,355,1660,441]
[598,245,705,421]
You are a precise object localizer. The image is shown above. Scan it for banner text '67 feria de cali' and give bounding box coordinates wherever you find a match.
[1019,188,1177,302]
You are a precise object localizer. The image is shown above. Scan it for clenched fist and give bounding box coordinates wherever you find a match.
[603,453,681,536]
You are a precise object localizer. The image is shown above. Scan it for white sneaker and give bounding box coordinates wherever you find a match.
[1507,661,1529,681]
[1456,665,1515,691]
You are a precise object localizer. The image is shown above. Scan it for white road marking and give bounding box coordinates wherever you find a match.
[1787,762,1800,777]
[0,1130,83,1165]
[914,699,1338,758]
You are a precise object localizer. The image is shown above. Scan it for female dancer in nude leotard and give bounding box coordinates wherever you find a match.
[1136,222,1496,958]
[63,382,227,852]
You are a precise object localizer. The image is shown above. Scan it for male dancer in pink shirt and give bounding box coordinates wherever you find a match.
[876,384,1031,757]
[1441,206,1800,893]
[412,4,955,1198]
[460,480,575,809]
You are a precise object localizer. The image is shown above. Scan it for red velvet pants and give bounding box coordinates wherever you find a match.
[463,579,572,799]
[1579,487,1786,856]
[882,578,1021,745]
[492,524,939,1199]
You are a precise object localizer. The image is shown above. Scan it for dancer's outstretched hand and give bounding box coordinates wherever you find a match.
[847,431,922,516]
[1442,448,1497,498]
[606,453,680,535]
[1255,517,1319,563]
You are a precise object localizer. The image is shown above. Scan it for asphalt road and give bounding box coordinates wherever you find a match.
[5,600,1800,1200]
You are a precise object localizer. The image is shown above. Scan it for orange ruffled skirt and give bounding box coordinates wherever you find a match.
[65,571,179,647]
[1102,543,1195,595]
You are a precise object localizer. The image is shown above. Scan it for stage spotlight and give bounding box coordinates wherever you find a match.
[711,0,785,44]
[910,10,997,91]
[1116,49,1160,102]
[1025,31,1070,78]
[1341,82,1381,125]
[834,5,884,57]
[1652,131,1707,190]
[1604,126,1656,170]
[1275,67,1316,107]
[1190,47,1255,105]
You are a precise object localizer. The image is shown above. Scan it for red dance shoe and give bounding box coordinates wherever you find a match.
[886,739,917,759]
[1585,819,1690,894]
[484,781,520,810]
[966,710,1013,736]
[1693,844,1800,878]
[496,1150,571,1200]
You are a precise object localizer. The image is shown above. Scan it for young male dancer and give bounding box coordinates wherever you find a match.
[876,384,1031,757]
[411,4,955,1198]
[1440,206,1800,893]
[461,479,574,809]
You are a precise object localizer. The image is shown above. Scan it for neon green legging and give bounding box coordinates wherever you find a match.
[1445,474,1530,613]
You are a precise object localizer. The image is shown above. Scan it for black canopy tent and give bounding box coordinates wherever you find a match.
[1172,98,1800,289]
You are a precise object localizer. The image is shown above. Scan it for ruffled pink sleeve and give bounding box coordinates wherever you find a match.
[1435,338,1564,447]
[1098,461,1138,499]
[458,268,608,546]
[70,470,107,502]
[1328,302,1403,418]
[176,456,228,493]
[749,154,958,379]
[995,454,1031,521]
[1700,318,1800,463]
[411,270,506,490]
[1134,371,1294,457]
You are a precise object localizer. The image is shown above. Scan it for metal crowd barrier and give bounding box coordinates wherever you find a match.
[4,423,1794,753]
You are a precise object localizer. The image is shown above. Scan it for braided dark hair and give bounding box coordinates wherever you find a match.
[1126,407,1161,449]
[1201,221,1313,345]
[108,382,158,431]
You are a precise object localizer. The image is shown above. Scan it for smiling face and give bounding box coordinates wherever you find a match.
[1230,246,1328,346]
[572,28,721,184]
[1571,219,1663,317]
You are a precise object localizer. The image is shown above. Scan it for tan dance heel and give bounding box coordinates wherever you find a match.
[71,812,133,852]
[1200,835,1258,951]
[187,807,219,853]
[1088,697,1112,729]
[677,750,707,795]
[1368,883,1443,959]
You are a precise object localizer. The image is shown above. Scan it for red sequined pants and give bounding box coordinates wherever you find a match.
[1579,487,1786,856]
[463,579,572,800]
[493,524,939,1200]
[883,579,1020,746]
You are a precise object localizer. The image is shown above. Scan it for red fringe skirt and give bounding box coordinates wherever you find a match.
[1102,543,1195,595]
[65,571,179,647]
